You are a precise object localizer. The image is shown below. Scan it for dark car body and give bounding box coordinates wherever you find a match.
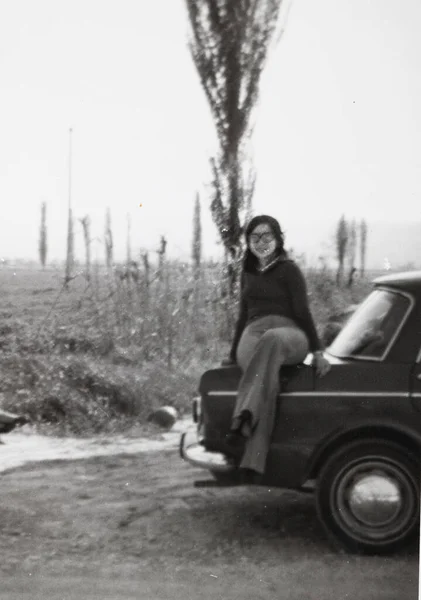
[180,271,421,554]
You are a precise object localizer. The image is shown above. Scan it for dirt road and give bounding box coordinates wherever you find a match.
[0,425,418,600]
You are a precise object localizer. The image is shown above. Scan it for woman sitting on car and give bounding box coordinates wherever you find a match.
[223,214,331,477]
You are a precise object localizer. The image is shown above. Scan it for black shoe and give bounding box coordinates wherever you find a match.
[220,431,245,460]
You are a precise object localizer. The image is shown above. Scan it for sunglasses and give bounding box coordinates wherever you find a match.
[249,232,275,244]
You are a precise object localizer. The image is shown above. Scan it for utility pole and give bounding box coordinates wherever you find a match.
[64,127,74,287]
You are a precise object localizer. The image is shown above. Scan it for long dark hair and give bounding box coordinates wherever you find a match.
[242,215,286,273]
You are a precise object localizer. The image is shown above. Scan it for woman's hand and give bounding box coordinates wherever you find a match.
[312,351,331,377]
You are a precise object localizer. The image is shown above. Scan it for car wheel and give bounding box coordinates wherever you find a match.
[316,439,420,554]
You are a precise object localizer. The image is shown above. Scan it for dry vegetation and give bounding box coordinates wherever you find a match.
[0,261,372,435]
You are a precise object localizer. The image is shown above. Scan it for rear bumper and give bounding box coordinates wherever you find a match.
[179,431,236,474]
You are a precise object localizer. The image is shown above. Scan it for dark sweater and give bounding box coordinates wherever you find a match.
[229,256,322,360]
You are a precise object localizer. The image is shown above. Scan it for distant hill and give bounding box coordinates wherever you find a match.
[282,219,421,271]
[364,221,421,270]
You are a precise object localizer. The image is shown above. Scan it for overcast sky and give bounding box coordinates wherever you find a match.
[1,0,420,263]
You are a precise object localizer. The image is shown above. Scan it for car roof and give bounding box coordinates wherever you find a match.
[373,270,421,293]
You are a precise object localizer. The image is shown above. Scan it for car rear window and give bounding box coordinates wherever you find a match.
[328,289,411,360]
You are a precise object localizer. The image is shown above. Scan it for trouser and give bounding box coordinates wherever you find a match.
[233,315,309,474]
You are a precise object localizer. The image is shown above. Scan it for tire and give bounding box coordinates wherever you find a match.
[316,439,420,555]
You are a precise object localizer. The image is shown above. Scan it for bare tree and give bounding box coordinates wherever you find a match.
[80,215,91,282]
[105,207,113,269]
[186,0,285,295]
[360,218,368,277]
[347,219,357,287]
[140,251,151,359]
[335,215,348,286]
[192,193,202,279]
[141,252,150,292]
[39,201,47,268]
[126,213,132,265]
[157,236,167,280]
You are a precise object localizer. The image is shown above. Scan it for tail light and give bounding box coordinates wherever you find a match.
[192,396,202,424]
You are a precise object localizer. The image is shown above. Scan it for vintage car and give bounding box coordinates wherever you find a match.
[180,270,421,555]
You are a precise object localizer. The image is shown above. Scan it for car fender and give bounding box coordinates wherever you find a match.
[303,418,421,482]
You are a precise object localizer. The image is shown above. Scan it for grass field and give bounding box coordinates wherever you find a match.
[0,262,372,433]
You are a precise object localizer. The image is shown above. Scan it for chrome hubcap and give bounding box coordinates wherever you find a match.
[347,474,401,526]
[333,459,418,542]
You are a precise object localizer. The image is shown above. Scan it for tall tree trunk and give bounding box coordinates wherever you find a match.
[80,216,91,282]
